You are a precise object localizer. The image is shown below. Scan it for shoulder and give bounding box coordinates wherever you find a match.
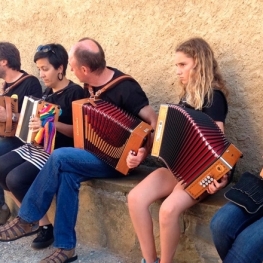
[109,67,142,89]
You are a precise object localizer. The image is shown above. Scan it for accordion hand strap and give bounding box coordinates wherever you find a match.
[4,96,12,133]
[87,75,134,98]
[1,74,32,96]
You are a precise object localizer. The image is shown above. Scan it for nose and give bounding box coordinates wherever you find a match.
[39,70,45,78]
[176,67,182,76]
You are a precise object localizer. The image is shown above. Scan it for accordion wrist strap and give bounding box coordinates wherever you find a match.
[88,75,134,98]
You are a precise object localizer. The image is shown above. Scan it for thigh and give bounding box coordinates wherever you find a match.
[212,202,263,237]
[7,161,40,188]
[129,167,177,206]
[0,137,23,156]
[161,185,199,215]
[0,151,25,184]
[224,216,263,263]
[53,147,120,179]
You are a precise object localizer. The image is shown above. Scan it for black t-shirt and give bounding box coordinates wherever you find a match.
[4,71,42,112]
[84,67,149,117]
[42,81,84,148]
[179,90,228,123]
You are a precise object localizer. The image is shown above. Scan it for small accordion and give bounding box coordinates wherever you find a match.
[15,96,60,144]
[0,96,18,137]
[152,104,243,199]
[72,98,153,175]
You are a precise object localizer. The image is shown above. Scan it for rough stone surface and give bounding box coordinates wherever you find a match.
[0,0,262,177]
[39,166,227,263]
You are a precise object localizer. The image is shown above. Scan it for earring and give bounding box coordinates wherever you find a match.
[58,72,63,81]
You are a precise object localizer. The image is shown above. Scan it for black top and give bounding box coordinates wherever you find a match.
[4,71,42,112]
[42,81,85,148]
[84,67,149,117]
[179,90,228,123]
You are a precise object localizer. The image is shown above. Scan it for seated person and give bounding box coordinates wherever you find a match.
[0,37,157,263]
[0,42,42,224]
[0,43,84,249]
[127,37,230,263]
[210,168,263,263]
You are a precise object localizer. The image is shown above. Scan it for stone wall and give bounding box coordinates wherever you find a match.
[1,0,263,176]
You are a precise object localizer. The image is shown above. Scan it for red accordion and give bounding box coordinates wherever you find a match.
[72,99,153,175]
[152,104,243,199]
[0,96,18,137]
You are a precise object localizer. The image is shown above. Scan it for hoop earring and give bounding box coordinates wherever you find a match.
[58,72,63,81]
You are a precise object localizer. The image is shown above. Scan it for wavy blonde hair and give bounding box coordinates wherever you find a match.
[176,37,228,110]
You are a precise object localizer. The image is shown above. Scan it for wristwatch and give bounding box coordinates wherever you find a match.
[12,113,18,122]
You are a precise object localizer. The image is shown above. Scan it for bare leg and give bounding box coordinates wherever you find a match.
[159,183,199,263]
[128,168,176,263]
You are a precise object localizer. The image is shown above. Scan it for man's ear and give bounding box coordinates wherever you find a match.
[0,60,8,66]
[81,65,91,75]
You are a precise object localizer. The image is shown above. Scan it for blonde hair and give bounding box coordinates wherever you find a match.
[176,37,228,110]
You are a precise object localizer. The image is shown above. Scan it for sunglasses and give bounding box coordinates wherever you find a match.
[36,45,55,54]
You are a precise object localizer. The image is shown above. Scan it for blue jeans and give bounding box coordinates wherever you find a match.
[19,147,120,249]
[210,202,263,263]
[0,137,24,206]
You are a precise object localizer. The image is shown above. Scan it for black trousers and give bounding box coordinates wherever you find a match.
[0,151,39,203]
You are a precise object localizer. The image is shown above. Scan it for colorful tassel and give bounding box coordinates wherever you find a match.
[34,104,57,154]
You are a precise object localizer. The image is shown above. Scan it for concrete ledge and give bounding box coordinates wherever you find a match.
[6,165,228,263]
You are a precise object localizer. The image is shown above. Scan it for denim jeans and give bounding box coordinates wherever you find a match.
[210,202,263,263]
[19,147,120,249]
[0,137,24,206]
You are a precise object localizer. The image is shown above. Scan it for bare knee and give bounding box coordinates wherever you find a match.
[159,202,182,227]
[128,188,141,211]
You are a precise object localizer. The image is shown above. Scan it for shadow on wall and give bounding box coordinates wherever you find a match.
[222,51,262,181]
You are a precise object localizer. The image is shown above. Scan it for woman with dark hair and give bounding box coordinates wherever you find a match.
[0,43,84,249]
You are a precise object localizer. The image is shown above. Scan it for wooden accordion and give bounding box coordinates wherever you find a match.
[152,104,243,199]
[0,96,18,137]
[72,98,153,175]
[15,96,60,143]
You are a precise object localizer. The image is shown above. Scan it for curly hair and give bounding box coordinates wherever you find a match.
[176,37,228,110]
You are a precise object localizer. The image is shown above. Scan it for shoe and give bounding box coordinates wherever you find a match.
[0,203,10,225]
[31,224,54,249]
[39,248,78,263]
[0,216,39,242]
[141,258,160,263]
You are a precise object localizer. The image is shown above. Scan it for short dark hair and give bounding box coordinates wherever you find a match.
[0,42,21,71]
[34,44,68,75]
[74,37,106,74]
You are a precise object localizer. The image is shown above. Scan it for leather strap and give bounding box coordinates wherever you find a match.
[4,96,12,133]
[87,75,134,98]
[2,74,32,95]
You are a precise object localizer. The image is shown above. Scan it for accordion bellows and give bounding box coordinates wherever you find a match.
[0,96,18,137]
[152,104,243,199]
[72,98,153,175]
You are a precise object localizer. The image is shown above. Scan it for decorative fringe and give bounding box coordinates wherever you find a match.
[34,104,57,154]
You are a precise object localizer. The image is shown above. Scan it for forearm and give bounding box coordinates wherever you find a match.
[54,122,73,138]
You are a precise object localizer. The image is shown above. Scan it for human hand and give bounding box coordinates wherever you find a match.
[28,116,42,132]
[0,106,7,122]
[126,147,147,168]
[207,174,228,194]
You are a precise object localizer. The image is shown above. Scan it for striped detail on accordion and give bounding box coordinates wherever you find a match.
[152,104,242,199]
[72,98,153,175]
[0,96,18,137]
